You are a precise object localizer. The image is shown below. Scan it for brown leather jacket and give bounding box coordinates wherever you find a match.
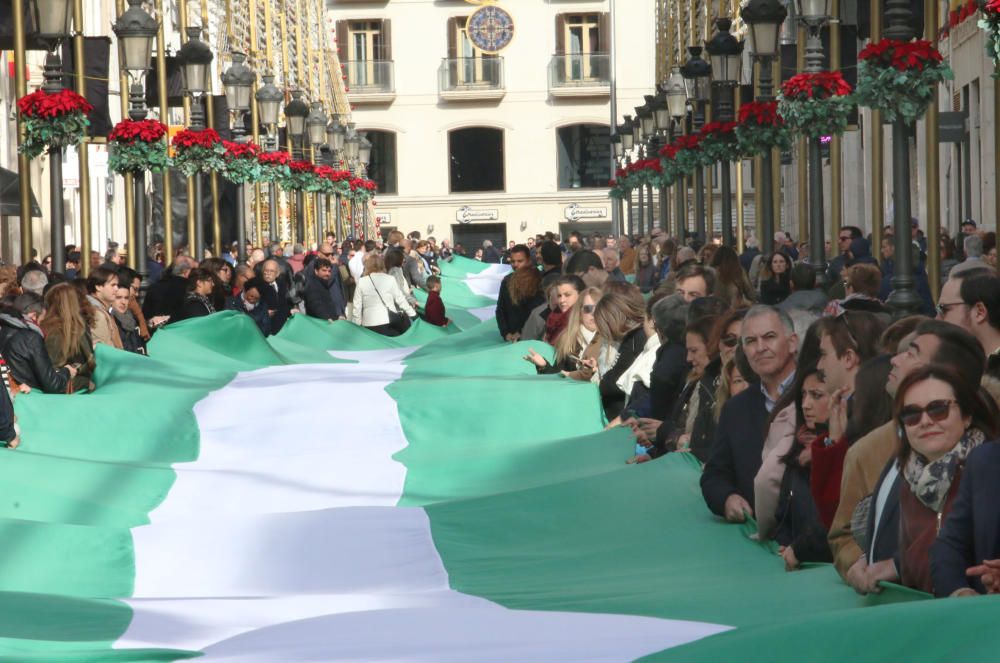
[898,467,963,594]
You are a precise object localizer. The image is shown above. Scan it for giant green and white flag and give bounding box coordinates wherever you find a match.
[4,262,999,661]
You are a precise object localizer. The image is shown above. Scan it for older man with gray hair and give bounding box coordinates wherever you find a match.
[949,233,990,278]
[20,269,47,297]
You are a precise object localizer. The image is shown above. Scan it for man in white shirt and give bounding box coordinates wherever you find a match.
[349,240,375,282]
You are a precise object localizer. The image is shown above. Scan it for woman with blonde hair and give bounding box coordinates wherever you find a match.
[591,288,648,419]
[350,251,417,336]
[525,285,601,374]
[41,283,94,392]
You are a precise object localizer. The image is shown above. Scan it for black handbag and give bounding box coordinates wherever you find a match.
[369,276,411,334]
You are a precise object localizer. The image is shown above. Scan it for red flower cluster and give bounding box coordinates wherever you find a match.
[953,0,983,25]
[615,167,627,178]
[258,150,291,166]
[987,0,1000,14]
[673,134,702,151]
[108,119,167,143]
[626,157,662,174]
[699,121,738,138]
[288,160,315,174]
[222,140,259,159]
[17,89,93,119]
[781,71,852,101]
[172,127,221,149]
[738,100,784,127]
[658,144,678,159]
[859,38,944,72]
[349,177,377,192]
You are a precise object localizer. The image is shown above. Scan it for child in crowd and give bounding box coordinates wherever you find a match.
[423,276,448,327]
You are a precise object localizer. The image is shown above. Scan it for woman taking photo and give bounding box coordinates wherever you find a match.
[41,283,94,393]
[525,282,596,374]
[870,366,999,594]
[351,252,417,337]
[759,252,793,305]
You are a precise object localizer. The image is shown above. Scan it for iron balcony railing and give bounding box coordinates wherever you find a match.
[548,53,611,89]
[343,60,395,94]
[439,57,505,93]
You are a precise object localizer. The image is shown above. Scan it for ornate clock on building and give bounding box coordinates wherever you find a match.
[465,3,515,54]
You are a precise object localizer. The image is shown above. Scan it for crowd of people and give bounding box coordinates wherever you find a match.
[498,226,1000,599]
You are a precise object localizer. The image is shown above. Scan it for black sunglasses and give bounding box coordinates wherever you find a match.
[721,334,740,348]
[899,399,956,427]
[582,304,596,314]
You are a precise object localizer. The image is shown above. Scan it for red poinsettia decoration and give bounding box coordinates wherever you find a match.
[673,134,702,151]
[222,140,259,159]
[172,127,222,149]
[858,39,944,72]
[17,88,93,119]
[108,118,167,143]
[257,150,291,166]
[699,121,738,138]
[988,0,1000,13]
[288,160,315,174]
[780,71,852,101]
[738,100,784,127]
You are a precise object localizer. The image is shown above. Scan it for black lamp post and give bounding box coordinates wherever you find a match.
[343,124,360,236]
[306,101,328,245]
[742,0,787,252]
[255,73,282,247]
[796,0,831,286]
[327,114,346,239]
[681,46,711,243]
[620,115,635,236]
[221,52,255,263]
[177,26,213,258]
[882,0,921,315]
[706,18,743,248]
[32,0,73,274]
[358,132,372,237]
[283,88,309,243]
[665,68,688,240]
[113,0,158,285]
[651,88,671,234]
[636,98,656,236]
[611,131,624,236]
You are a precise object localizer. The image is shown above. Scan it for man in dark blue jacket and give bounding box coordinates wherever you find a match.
[931,443,1000,597]
[701,305,798,522]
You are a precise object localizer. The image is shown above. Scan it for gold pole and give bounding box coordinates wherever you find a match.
[705,105,714,241]
[771,58,781,237]
[155,0,173,263]
[280,8,293,243]
[249,0,262,248]
[200,0,222,257]
[263,0,275,242]
[796,26,807,248]
[12,0,32,265]
[925,0,940,299]
[179,0,195,257]
[829,0,842,261]
[735,95,744,253]
[72,0,92,276]
[870,0,884,264]
[116,0,137,271]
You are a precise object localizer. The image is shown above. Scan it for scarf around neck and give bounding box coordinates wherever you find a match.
[903,426,985,512]
[186,292,216,315]
[544,308,570,343]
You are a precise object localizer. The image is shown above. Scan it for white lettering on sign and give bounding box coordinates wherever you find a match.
[455,206,499,223]
[564,203,608,222]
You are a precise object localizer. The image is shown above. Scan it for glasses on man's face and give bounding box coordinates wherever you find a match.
[838,235,852,242]
[899,399,956,427]
[936,301,967,317]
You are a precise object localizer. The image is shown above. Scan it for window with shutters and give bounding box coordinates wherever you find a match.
[440,16,504,95]
[550,13,610,92]
[556,124,611,189]
[449,127,505,193]
[337,19,394,94]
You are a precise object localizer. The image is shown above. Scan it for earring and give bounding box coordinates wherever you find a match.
[897,425,905,440]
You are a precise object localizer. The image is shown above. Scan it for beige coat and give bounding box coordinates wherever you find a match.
[752,404,797,539]
[88,296,123,350]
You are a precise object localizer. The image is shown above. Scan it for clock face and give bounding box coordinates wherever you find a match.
[467,5,515,54]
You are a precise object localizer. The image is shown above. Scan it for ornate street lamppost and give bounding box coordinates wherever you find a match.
[681,46,711,243]
[883,0,922,315]
[611,131,624,236]
[343,123,360,237]
[327,114,346,239]
[651,87,671,234]
[706,18,744,248]
[221,52,255,262]
[664,68,688,239]
[619,116,635,236]
[113,0,158,284]
[635,97,656,236]
[255,73,282,246]
[33,0,73,273]
[306,101,328,245]
[177,26,213,258]
[796,0,831,286]
[742,0,787,251]
[358,132,372,237]
[283,88,309,243]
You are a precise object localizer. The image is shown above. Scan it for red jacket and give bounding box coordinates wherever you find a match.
[810,433,846,529]
[424,290,447,326]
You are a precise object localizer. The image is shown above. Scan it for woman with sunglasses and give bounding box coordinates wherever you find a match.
[592,289,649,420]
[759,252,792,306]
[525,284,599,375]
[873,365,999,594]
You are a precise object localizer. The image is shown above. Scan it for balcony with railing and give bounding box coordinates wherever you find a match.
[438,57,505,101]
[547,53,611,97]
[343,60,395,103]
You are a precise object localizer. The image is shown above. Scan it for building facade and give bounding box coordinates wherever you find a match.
[328,0,656,248]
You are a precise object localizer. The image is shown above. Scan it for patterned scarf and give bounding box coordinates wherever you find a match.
[186,292,216,315]
[543,308,570,343]
[903,426,985,512]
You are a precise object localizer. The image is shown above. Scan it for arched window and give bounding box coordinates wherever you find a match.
[556,124,611,189]
[449,127,504,192]
[363,130,397,195]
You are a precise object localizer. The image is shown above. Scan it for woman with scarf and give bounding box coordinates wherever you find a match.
[523,278,591,373]
[877,366,999,593]
[773,365,834,570]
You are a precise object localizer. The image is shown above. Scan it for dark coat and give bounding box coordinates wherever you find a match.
[0,375,14,444]
[759,274,791,305]
[483,246,502,264]
[0,314,69,393]
[774,442,834,564]
[740,247,760,274]
[142,274,188,320]
[599,327,648,421]
[114,317,145,354]
[700,384,769,518]
[878,259,936,317]
[899,466,964,594]
[651,357,720,463]
[175,294,214,322]
[931,443,1000,597]
[865,459,902,569]
[424,290,447,326]
[495,273,545,338]
[647,342,688,422]
[259,280,292,333]
[227,294,272,336]
[303,273,340,320]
